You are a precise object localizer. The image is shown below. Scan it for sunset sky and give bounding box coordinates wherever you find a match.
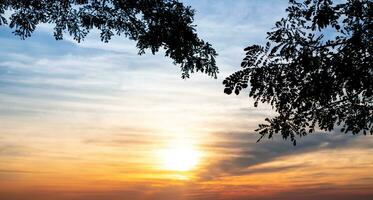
[1,0,373,200]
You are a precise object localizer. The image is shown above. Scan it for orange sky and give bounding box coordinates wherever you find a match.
[1,117,373,199]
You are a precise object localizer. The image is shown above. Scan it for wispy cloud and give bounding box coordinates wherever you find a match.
[198,131,373,180]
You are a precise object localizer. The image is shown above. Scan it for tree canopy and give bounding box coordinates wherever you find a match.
[223,0,372,145]
[1,0,372,145]
[0,0,218,78]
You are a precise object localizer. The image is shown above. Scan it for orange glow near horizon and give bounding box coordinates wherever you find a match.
[1,124,373,200]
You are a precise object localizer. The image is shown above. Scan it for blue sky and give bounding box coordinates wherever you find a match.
[0,0,289,130]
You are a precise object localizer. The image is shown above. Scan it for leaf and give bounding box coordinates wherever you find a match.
[224,88,232,95]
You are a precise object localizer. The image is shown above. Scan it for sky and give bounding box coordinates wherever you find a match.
[1,0,373,200]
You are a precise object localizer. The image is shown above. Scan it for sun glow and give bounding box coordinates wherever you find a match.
[160,140,201,171]
[161,146,201,172]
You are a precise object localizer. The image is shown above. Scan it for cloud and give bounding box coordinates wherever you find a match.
[198,131,373,180]
[0,144,32,157]
[0,169,49,174]
[246,185,373,200]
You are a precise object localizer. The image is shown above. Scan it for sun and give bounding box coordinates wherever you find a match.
[161,147,201,171]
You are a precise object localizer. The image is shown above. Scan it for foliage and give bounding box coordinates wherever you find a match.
[0,0,218,78]
[223,0,373,145]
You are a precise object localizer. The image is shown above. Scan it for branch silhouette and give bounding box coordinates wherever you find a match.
[224,0,373,145]
[0,0,218,78]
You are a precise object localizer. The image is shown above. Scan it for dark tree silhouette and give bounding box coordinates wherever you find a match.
[0,0,218,78]
[223,0,372,145]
